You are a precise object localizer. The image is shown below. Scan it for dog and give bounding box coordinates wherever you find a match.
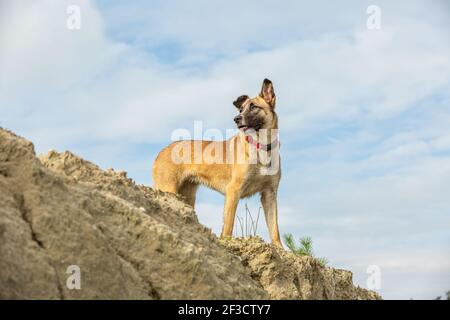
[153,79,282,247]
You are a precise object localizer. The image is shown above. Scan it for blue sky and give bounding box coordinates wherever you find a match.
[1,0,449,299]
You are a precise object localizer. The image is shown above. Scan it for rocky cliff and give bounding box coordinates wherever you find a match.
[0,128,380,300]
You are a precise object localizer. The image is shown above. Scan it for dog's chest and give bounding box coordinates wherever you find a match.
[239,165,278,198]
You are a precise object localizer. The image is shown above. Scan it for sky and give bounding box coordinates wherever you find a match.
[1,0,449,299]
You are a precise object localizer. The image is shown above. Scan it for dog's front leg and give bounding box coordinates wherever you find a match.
[261,188,283,248]
[220,183,241,238]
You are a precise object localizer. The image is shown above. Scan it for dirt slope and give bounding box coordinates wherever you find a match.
[0,128,380,300]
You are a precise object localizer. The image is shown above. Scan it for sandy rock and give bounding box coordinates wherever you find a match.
[0,128,266,299]
[219,237,381,300]
[0,128,380,300]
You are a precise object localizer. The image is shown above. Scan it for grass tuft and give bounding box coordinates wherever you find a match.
[283,233,328,267]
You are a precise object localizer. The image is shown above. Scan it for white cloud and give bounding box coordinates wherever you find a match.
[275,95,450,298]
[99,0,450,63]
[2,0,449,146]
[343,247,450,299]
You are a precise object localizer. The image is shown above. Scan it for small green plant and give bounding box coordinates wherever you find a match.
[283,233,328,267]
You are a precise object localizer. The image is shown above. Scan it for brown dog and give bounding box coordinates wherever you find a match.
[153,79,282,247]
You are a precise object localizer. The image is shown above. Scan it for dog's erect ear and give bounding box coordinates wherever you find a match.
[259,78,276,108]
[233,95,249,109]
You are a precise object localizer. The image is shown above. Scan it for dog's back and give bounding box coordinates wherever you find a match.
[153,139,236,206]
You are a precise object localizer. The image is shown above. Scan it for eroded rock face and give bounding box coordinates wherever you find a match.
[0,128,266,299]
[220,237,381,300]
[0,128,381,300]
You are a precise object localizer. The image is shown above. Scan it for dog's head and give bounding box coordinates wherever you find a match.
[233,78,277,131]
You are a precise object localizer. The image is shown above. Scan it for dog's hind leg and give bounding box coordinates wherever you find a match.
[178,180,199,208]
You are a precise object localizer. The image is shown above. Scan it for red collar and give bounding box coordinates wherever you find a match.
[244,134,278,151]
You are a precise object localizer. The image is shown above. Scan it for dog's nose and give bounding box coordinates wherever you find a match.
[234,115,242,123]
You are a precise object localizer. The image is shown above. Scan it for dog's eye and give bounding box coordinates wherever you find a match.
[249,104,257,111]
